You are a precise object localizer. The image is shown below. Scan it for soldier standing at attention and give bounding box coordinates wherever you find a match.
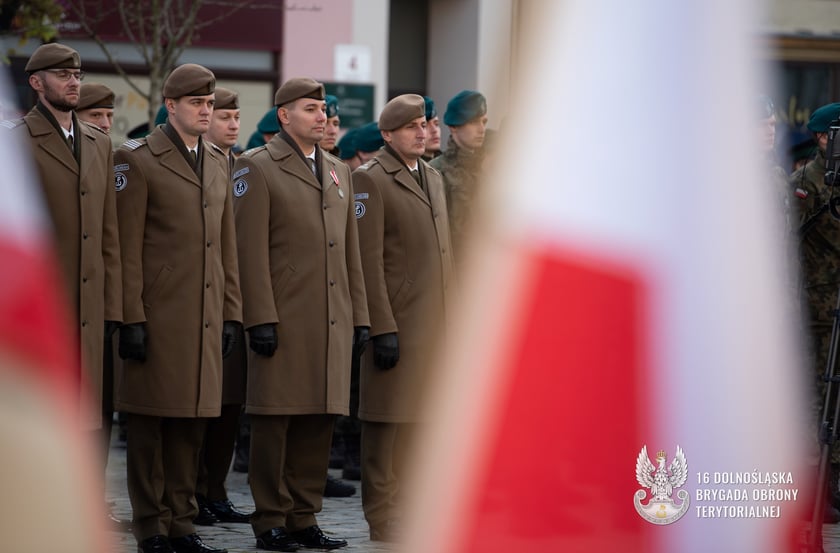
[193,86,252,526]
[76,82,115,135]
[421,96,441,162]
[233,77,369,552]
[7,41,123,526]
[114,63,242,553]
[320,94,341,157]
[352,94,454,542]
[429,89,488,260]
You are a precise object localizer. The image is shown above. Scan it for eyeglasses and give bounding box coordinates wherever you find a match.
[44,69,84,82]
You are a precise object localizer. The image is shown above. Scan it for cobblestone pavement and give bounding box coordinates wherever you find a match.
[105,430,840,552]
[105,435,393,553]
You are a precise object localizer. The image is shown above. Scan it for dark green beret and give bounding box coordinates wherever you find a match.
[25,43,81,73]
[325,94,339,118]
[214,87,239,110]
[379,94,425,131]
[77,83,115,111]
[424,96,436,120]
[127,122,150,139]
[246,129,266,149]
[443,89,487,126]
[256,108,280,134]
[274,77,324,107]
[163,63,215,99]
[807,102,840,133]
[355,121,384,153]
[154,104,168,126]
[338,127,358,159]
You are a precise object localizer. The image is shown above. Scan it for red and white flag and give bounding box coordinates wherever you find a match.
[0,67,106,552]
[405,1,810,552]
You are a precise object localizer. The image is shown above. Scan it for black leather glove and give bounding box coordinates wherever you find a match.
[104,320,120,340]
[248,323,278,357]
[222,321,238,359]
[372,332,399,370]
[119,322,147,362]
[352,326,370,366]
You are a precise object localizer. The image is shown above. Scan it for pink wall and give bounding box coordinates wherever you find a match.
[282,0,354,82]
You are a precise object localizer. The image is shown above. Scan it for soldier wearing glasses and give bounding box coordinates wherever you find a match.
[5,43,122,432]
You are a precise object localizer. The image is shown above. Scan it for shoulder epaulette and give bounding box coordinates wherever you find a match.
[357,158,379,172]
[0,118,24,130]
[241,145,267,158]
[121,138,145,151]
[207,141,225,154]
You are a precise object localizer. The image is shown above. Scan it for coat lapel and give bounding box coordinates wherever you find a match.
[147,128,201,187]
[25,109,78,174]
[378,150,430,206]
[267,137,322,191]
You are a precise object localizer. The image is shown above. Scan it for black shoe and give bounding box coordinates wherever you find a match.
[170,533,226,553]
[340,465,360,481]
[193,495,218,526]
[323,475,355,498]
[138,534,174,553]
[206,498,251,523]
[256,527,299,552]
[290,525,347,550]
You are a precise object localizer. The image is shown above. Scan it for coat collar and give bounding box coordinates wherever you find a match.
[375,148,429,206]
[25,106,79,174]
[265,133,324,191]
[146,125,210,187]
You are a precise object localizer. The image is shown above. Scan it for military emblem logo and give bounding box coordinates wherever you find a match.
[634,445,690,525]
[354,201,365,219]
[233,179,248,198]
[115,172,127,192]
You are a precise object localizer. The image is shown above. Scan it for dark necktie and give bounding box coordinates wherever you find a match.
[66,133,74,152]
[410,169,421,186]
[190,149,198,164]
[308,157,317,176]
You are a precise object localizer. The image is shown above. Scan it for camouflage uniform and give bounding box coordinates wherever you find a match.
[791,150,840,461]
[429,137,485,260]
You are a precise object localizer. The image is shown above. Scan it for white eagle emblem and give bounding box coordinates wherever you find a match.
[633,445,690,525]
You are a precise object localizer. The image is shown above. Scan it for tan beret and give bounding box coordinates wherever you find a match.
[77,83,115,111]
[379,94,425,131]
[163,64,215,99]
[274,77,324,107]
[25,43,81,73]
[214,87,239,110]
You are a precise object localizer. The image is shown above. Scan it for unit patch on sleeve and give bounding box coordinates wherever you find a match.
[234,179,248,197]
[115,172,128,192]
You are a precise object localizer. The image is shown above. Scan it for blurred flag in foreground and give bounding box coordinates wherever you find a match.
[404,1,811,553]
[0,68,105,551]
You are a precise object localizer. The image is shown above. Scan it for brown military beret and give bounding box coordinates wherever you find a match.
[379,94,425,131]
[77,83,115,111]
[214,87,239,110]
[163,63,215,99]
[274,77,325,107]
[25,43,81,73]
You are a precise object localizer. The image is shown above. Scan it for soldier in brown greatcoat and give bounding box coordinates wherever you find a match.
[114,64,242,553]
[5,43,122,431]
[351,94,454,542]
[194,86,252,525]
[233,77,369,552]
